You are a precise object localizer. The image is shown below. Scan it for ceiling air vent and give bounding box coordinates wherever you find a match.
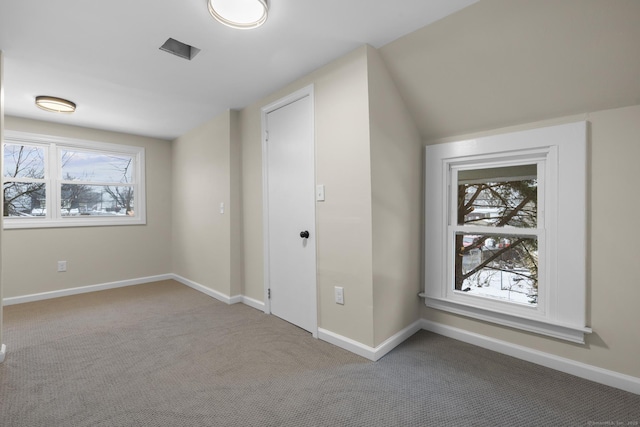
[159,38,201,60]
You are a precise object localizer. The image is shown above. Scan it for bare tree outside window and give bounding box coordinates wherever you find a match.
[60,150,135,216]
[3,142,137,220]
[3,144,46,216]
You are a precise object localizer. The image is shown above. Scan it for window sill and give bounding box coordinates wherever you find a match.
[3,217,146,229]
[423,297,592,344]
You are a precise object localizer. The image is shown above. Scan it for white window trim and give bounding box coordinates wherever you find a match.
[424,121,591,343]
[3,131,146,229]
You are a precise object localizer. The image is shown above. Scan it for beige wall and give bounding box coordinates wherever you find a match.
[240,45,424,347]
[422,104,640,378]
[1,50,4,351]
[229,111,243,297]
[240,46,377,345]
[172,110,242,297]
[367,46,423,346]
[2,117,172,298]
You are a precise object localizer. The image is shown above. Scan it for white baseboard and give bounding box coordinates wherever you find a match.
[170,275,267,312]
[1,272,267,314]
[0,344,6,363]
[241,295,266,311]
[421,319,640,395]
[2,274,174,306]
[318,320,423,362]
[170,274,235,305]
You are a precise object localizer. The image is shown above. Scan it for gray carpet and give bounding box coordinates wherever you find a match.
[1,280,639,426]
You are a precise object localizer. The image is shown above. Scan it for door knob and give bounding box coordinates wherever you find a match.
[300,230,310,239]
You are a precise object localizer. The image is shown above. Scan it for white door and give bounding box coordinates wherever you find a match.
[262,86,317,335]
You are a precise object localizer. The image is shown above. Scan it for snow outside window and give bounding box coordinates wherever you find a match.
[3,131,146,229]
[423,121,591,343]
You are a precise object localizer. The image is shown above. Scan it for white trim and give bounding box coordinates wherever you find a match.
[425,297,591,344]
[1,272,267,313]
[0,344,6,363]
[170,274,234,305]
[2,274,173,306]
[318,320,423,362]
[421,319,640,395]
[241,295,266,311]
[229,294,243,304]
[424,121,589,342]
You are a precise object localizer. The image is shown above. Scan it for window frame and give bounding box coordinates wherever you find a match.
[3,131,146,229]
[423,121,590,343]
[447,155,546,313]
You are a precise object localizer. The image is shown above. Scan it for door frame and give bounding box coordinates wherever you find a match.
[260,84,318,337]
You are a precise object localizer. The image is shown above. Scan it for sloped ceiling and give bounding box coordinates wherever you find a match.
[380,0,640,141]
[0,0,478,140]
[2,1,639,142]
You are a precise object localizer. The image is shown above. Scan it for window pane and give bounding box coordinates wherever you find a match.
[454,233,538,305]
[457,165,537,228]
[3,144,45,179]
[61,150,133,183]
[3,182,46,217]
[61,184,134,216]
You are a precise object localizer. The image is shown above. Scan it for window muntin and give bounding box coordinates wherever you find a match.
[2,132,145,228]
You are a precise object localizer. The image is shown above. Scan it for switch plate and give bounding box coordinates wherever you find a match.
[57,261,67,272]
[316,185,325,201]
[334,286,344,305]
[219,202,225,214]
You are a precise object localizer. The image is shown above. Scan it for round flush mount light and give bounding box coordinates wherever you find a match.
[35,96,76,113]
[208,0,269,30]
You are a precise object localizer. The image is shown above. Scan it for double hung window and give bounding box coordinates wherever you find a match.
[424,121,590,343]
[3,131,145,228]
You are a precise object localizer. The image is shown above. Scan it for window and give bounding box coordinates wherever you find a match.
[3,131,145,228]
[454,164,540,305]
[424,121,590,343]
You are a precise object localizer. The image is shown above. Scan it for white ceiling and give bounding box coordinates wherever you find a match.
[0,0,478,141]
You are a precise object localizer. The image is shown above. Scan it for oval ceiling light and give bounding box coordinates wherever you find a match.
[208,0,269,30]
[35,96,76,113]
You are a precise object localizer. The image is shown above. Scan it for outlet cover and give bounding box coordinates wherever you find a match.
[334,286,344,305]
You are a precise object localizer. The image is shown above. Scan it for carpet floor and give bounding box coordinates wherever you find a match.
[1,280,639,426]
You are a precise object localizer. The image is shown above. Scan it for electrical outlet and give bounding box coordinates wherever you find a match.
[334,286,344,305]
[57,261,67,272]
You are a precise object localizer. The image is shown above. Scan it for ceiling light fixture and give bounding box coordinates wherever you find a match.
[35,96,76,113]
[208,0,269,30]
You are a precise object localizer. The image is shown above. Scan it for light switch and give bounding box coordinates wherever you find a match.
[219,202,225,214]
[316,184,325,201]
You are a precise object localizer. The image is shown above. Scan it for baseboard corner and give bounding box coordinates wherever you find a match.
[318,320,423,362]
[170,274,233,305]
[241,295,266,312]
